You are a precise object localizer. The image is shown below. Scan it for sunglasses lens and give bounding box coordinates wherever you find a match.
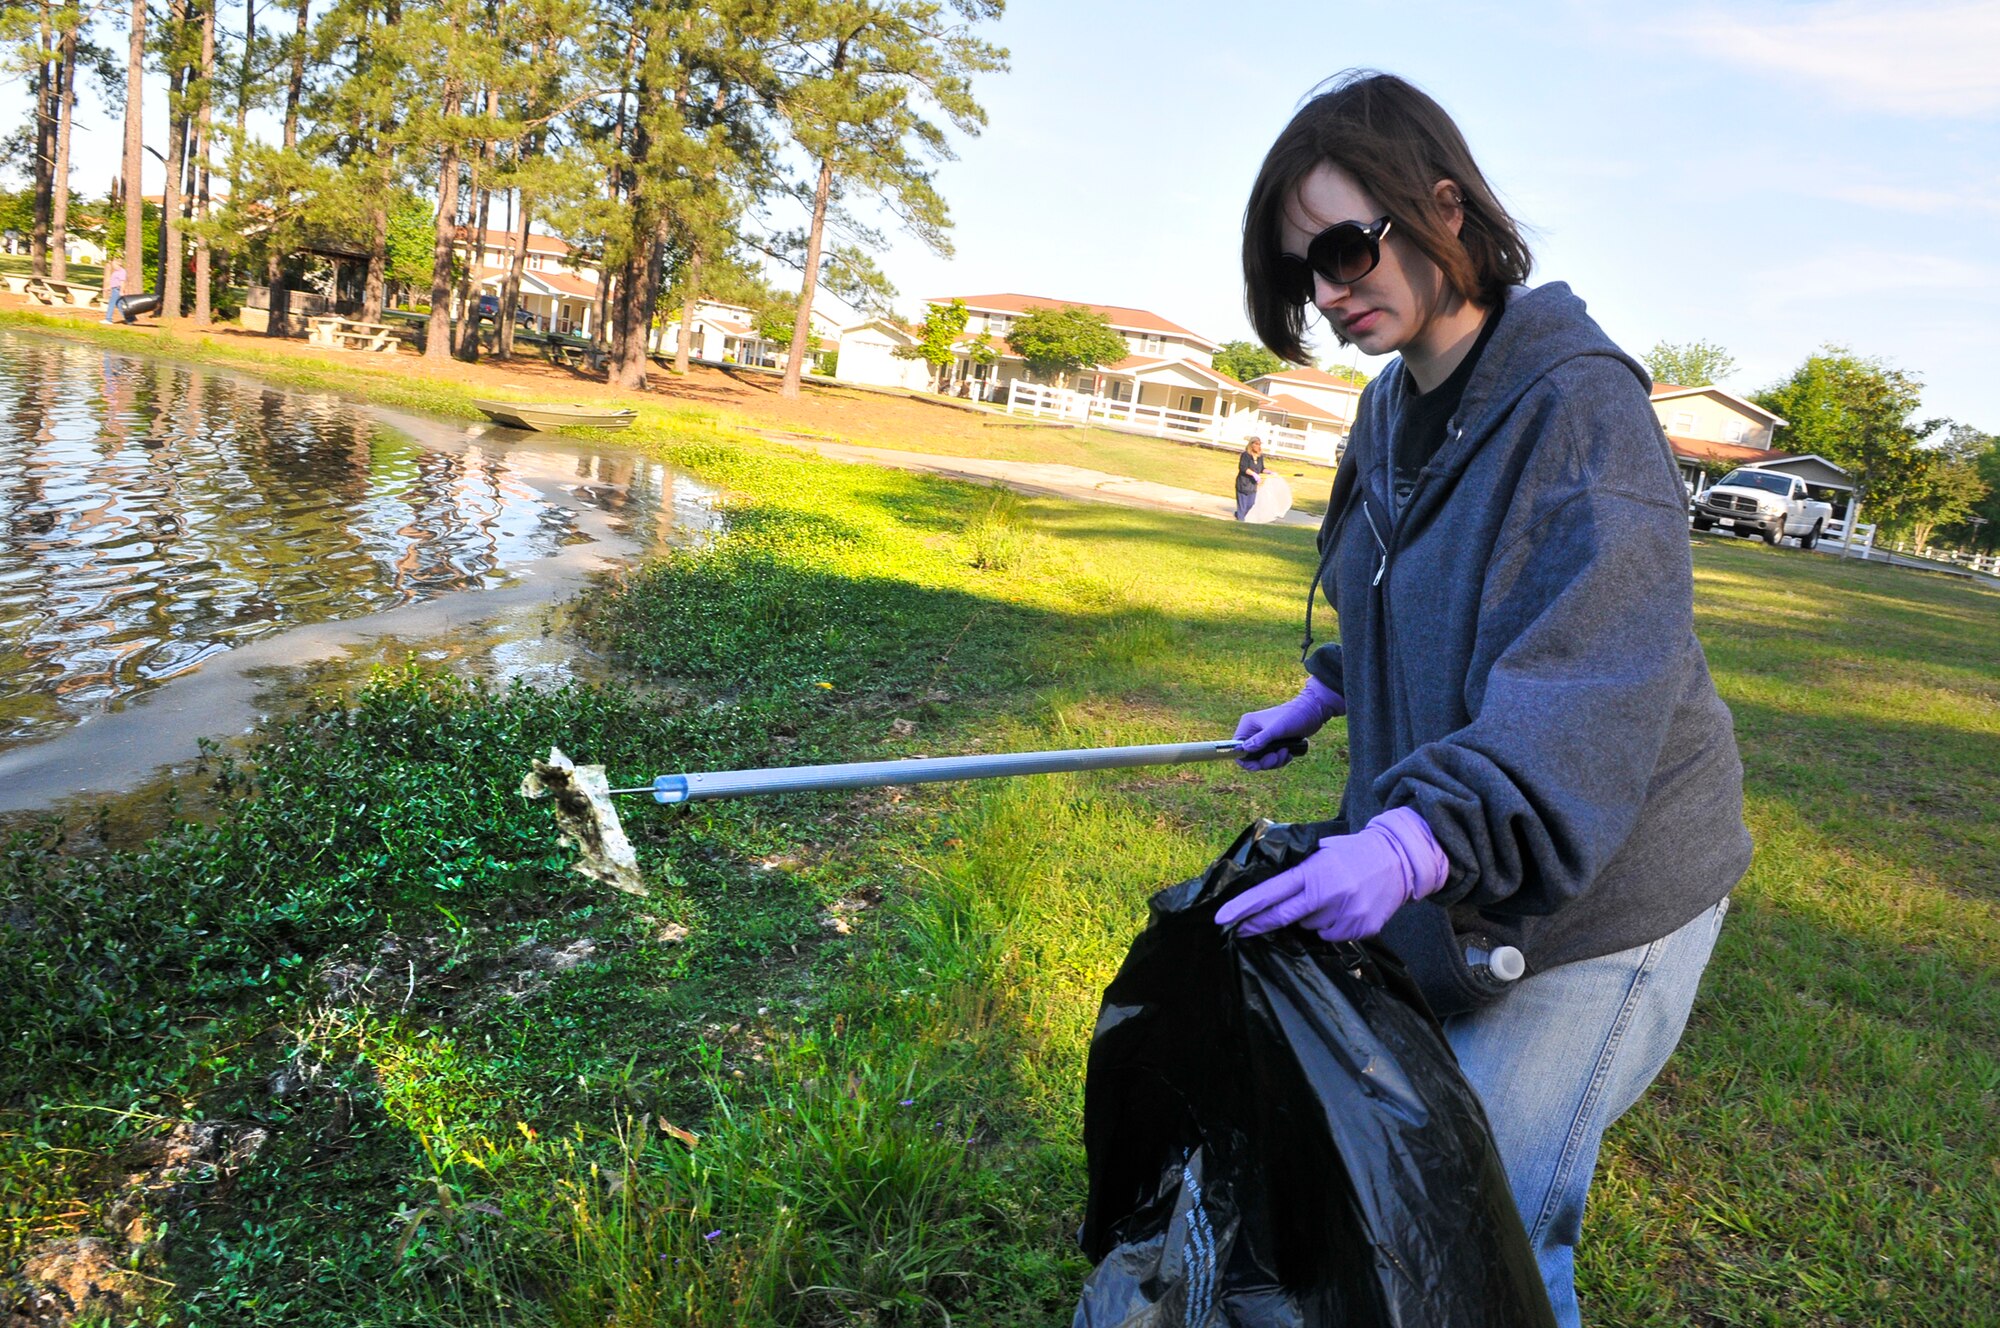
[1311,226,1379,285]
[1276,255,1315,306]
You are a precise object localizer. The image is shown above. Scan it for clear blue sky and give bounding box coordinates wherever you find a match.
[865,0,2000,429]
[12,0,1997,427]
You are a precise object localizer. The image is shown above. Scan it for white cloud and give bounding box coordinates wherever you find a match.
[1744,249,2000,313]
[1814,182,2000,215]
[1674,1,2000,116]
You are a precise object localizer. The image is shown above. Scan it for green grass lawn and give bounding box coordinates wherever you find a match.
[0,255,103,284]
[1,317,1995,1324]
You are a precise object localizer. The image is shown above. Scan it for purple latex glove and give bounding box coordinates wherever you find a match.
[1214,807,1448,942]
[1234,676,1346,771]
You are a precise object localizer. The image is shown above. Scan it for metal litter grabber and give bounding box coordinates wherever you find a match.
[528,738,1308,898]
[607,737,1308,805]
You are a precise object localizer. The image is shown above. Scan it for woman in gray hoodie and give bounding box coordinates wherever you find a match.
[1220,71,1751,1325]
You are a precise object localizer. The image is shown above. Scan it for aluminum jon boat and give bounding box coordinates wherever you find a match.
[473,400,637,431]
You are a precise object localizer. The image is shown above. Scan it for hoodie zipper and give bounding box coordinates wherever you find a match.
[1361,500,1389,586]
[1371,419,1465,755]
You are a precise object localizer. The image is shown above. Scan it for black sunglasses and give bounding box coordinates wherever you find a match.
[1276,216,1394,305]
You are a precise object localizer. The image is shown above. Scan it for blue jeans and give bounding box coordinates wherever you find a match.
[1445,897,1728,1327]
[1234,489,1255,520]
[104,286,122,323]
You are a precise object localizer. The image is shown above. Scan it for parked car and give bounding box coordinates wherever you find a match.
[476,293,499,320]
[1691,468,1833,548]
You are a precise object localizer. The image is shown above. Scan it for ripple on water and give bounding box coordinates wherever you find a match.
[0,333,694,747]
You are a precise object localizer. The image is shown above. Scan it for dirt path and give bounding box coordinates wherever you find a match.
[782,435,1320,528]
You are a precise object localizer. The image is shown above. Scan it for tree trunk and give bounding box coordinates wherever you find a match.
[283,0,307,148]
[234,0,254,187]
[160,0,191,325]
[609,213,669,390]
[454,93,496,360]
[781,156,834,399]
[362,206,387,322]
[31,15,54,278]
[261,0,307,335]
[123,0,146,288]
[50,27,77,282]
[193,0,216,326]
[498,188,531,357]
[424,141,461,363]
[673,249,701,373]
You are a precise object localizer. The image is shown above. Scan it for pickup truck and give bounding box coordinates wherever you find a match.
[1691,468,1834,548]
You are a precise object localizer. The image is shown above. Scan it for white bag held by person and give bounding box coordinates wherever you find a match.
[1246,471,1293,524]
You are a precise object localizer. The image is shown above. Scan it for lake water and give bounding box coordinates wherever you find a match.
[0,331,715,806]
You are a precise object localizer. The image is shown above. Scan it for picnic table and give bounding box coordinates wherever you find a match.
[21,277,105,309]
[309,316,398,353]
[545,340,606,371]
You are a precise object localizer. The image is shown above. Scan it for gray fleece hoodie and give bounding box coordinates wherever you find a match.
[1306,281,1751,1016]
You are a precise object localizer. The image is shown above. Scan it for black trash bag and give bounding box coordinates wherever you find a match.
[1074,819,1556,1328]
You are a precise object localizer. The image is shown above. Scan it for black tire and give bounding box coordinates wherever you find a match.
[1800,521,1822,551]
[1692,517,1714,532]
[1762,523,1781,546]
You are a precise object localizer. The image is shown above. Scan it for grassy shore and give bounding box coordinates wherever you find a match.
[2,317,1996,1325]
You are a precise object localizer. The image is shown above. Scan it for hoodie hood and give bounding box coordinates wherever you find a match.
[1356,282,1652,532]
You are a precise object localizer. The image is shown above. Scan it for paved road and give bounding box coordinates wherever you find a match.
[778,436,1321,530]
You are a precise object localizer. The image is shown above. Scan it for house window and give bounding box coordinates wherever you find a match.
[1140,335,1164,355]
[1671,410,1696,435]
[1723,419,1748,443]
[987,315,1010,334]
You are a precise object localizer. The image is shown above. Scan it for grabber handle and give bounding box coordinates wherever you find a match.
[615,737,1308,805]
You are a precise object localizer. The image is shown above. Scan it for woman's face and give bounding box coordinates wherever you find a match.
[1280,162,1456,360]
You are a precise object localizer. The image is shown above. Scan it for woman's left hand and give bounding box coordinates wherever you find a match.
[1214,807,1448,941]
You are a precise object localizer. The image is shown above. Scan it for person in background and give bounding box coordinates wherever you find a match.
[102,257,127,324]
[1234,436,1267,520]
[1220,71,1749,1324]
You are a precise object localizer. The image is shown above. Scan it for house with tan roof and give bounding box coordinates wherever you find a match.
[1245,366,1363,452]
[911,293,1230,405]
[456,230,603,338]
[659,299,843,368]
[831,292,1329,453]
[1649,384,1791,491]
[833,317,932,392]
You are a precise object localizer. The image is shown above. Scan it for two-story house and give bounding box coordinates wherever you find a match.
[932,294,1267,420]
[459,230,602,338]
[1246,365,1363,453]
[652,299,842,369]
[837,293,1273,444]
[1650,384,1791,492]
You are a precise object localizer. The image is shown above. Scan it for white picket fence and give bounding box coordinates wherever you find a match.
[1006,380,1219,438]
[1883,540,2000,576]
[1004,380,1342,463]
[1816,518,1877,559]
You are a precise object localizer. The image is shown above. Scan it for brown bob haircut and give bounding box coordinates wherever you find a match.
[1242,71,1533,363]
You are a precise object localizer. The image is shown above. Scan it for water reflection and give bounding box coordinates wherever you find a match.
[0,333,693,748]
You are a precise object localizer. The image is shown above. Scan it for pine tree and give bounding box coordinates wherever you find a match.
[47,9,82,281]
[590,0,774,390]
[157,0,193,322]
[769,0,1005,398]
[191,0,215,324]
[121,0,144,285]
